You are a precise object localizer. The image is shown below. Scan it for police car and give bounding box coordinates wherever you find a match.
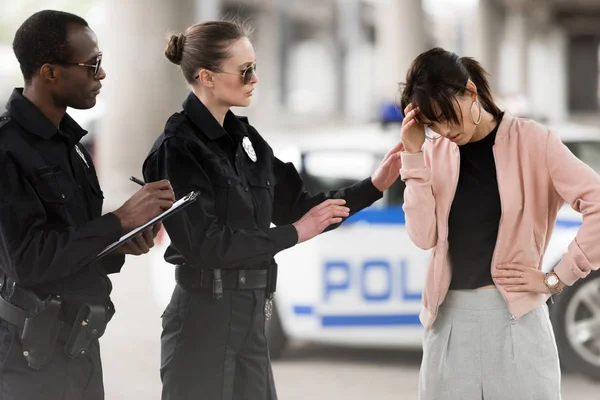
[149,121,600,381]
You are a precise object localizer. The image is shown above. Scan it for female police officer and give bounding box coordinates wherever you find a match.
[142,20,404,400]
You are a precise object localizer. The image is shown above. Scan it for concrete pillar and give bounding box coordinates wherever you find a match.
[498,3,529,99]
[528,27,568,122]
[247,1,288,127]
[95,0,197,210]
[335,0,373,122]
[568,35,600,112]
[463,0,503,90]
[94,3,203,398]
[197,0,220,21]
[373,0,427,111]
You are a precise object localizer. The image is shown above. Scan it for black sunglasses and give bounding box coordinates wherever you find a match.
[62,52,103,77]
[195,62,257,85]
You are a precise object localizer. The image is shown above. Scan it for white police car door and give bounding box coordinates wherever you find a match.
[281,149,429,346]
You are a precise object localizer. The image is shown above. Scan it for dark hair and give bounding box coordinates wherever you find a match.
[400,47,502,126]
[13,10,89,82]
[165,20,253,84]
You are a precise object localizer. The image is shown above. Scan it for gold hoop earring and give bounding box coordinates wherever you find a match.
[470,101,482,125]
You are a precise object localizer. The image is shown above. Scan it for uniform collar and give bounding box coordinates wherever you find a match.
[5,88,88,147]
[182,91,246,141]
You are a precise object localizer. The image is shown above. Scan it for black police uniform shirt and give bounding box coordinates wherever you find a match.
[143,92,383,272]
[0,88,125,322]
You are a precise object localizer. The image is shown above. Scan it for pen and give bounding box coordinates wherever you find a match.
[129,176,146,186]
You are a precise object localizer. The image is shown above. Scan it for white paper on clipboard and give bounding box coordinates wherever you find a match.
[93,191,200,262]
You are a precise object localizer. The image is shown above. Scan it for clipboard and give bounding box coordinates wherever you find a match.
[93,191,200,262]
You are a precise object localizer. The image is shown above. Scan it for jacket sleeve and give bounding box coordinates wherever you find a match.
[0,154,124,287]
[271,157,383,229]
[142,137,298,270]
[547,129,600,285]
[400,151,438,250]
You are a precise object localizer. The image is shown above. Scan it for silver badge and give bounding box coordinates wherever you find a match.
[75,145,89,168]
[242,136,257,162]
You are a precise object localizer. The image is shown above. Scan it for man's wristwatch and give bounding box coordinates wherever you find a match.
[544,271,563,295]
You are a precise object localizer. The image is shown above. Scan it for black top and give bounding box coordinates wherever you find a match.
[0,88,124,321]
[448,118,502,290]
[142,92,382,287]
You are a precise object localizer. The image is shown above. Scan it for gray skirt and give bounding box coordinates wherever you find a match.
[418,288,561,400]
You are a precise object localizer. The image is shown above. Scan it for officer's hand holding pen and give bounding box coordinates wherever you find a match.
[292,199,350,243]
[113,177,172,255]
[130,178,170,242]
[112,177,174,233]
[130,177,169,243]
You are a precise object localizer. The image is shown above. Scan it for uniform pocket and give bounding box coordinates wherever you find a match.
[204,158,239,220]
[160,287,193,375]
[247,172,275,202]
[34,167,69,203]
[33,167,74,225]
[246,169,275,225]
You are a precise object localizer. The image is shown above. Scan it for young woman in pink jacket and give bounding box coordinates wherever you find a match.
[399,47,600,400]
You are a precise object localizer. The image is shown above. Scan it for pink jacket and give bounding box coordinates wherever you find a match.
[400,113,600,329]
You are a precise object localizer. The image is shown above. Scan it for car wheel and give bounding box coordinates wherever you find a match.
[550,270,600,380]
[266,302,288,360]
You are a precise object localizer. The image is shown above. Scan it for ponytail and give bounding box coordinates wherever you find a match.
[460,57,502,120]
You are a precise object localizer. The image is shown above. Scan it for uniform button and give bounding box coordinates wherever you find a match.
[61,194,66,199]
[226,179,232,185]
[244,186,249,192]
[240,276,246,284]
[23,351,29,357]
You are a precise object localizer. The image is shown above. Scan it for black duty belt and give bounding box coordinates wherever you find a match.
[0,283,112,369]
[175,265,268,291]
[0,293,36,329]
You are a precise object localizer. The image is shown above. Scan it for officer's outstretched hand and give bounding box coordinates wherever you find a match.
[112,180,175,234]
[292,199,350,243]
[371,139,404,192]
[116,222,163,256]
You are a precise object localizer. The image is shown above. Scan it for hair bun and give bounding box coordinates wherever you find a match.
[165,33,186,65]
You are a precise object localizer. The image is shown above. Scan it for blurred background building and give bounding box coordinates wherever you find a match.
[1,0,600,205]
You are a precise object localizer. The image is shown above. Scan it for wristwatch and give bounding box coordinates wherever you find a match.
[544,271,563,295]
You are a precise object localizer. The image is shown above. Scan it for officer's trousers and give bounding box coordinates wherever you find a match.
[161,285,277,400]
[418,288,561,400]
[0,320,104,400]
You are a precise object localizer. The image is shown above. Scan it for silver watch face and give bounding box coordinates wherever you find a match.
[546,274,559,286]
